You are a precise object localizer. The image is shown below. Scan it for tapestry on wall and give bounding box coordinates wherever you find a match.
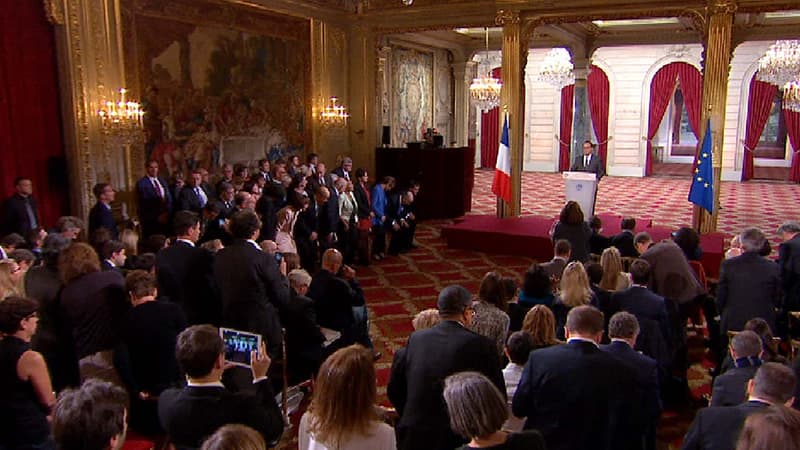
[124,2,310,176]
[392,47,433,146]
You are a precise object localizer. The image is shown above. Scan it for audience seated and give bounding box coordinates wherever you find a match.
[202,424,266,450]
[611,217,638,258]
[588,215,611,256]
[551,201,591,262]
[718,318,786,374]
[735,405,800,450]
[469,271,511,357]
[299,345,396,450]
[158,325,284,448]
[550,261,594,340]
[541,239,570,281]
[584,262,619,339]
[612,259,671,349]
[599,246,631,292]
[100,240,126,274]
[444,371,545,450]
[683,362,796,450]
[711,331,764,407]
[52,379,128,450]
[388,285,505,450]
[517,263,555,309]
[673,227,702,262]
[521,305,562,350]
[502,331,536,432]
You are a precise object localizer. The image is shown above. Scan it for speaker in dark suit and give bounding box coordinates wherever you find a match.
[388,286,505,450]
[570,141,605,180]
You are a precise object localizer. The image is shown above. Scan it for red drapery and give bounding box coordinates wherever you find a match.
[479,67,502,168]
[587,65,609,169]
[676,63,703,141]
[0,0,68,227]
[645,64,680,176]
[559,84,575,172]
[742,78,778,181]
[785,109,800,183]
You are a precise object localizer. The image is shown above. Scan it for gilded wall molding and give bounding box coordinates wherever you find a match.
[43,0,65,25]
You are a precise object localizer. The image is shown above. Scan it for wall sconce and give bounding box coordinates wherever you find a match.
[97,88,145,144]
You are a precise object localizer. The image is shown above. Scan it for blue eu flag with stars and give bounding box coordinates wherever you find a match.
[689,119,714,214]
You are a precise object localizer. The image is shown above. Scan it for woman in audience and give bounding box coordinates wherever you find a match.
[735,405,800,450]
[0,258,25,298]
[469,272,511,357]
[598,247,631,292]
[443,371,545,450]
[673,226,702,261]
[58,242,128,385]
[517,264,555,308]
[287,154,303,178]
[719,318,786,373]
[283,252,302,273]
[275,206,298,254]
[0,296,56,450]
[521,305,562,350]
[299,344,396,450]
[120,228,139,270]
[338,178,360,265]
[202,424,266,450]
[550,261,593,340]
[287,173,310,209]
[412,308,440,331]
[725,235,743,259]
[551,201,591,262]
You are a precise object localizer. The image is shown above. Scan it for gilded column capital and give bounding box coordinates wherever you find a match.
[707,0,737,16]
[43,0,65,25]
[496,9,521,26]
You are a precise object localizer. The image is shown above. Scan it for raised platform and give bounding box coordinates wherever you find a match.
[441,213,725,278]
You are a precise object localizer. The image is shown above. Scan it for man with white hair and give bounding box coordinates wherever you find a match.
[282,269,325,383]
[717,227,780,335]
[777,221,800,312]
[333,156,353,182]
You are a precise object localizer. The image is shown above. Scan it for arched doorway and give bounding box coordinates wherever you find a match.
[479,67,502,168]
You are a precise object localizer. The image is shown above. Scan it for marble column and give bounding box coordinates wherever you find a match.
[693,0,736,233]
[452,61,475,148]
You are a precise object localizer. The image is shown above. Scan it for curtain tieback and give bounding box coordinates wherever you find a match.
[554,134,571,147]
[740,139,757,153]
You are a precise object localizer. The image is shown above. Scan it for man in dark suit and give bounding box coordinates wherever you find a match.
[88,183,118,240]
[332,156,353,182]
[717,228,780,335]
[682,362,796,450]
[777,221,800,312]
[570,140,605,179]
[213,210,289,359]
[307,248,371,349]
[136,161,172,237]
[512,305,641,450]
[283,268,326,384]
[2,177,40,237]
[215,182,236,219]
[177,170,209,214]
[611,217,638,257]
[541,239,570,281]
[612,259,671,345]
[589,215,611,256]
[639,238,705,306]
[100,240,126,274]
[388,285,505,450]
[710,331,764,407]
[295,189,322,271]
[602,312,661,450]
[306,161,334,196]
[156,211,221,325]
[158,325,283,449]
[316,186,339,253]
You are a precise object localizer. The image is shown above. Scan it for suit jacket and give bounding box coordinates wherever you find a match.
[156,241,221,326]
[681,401,770,450]
[540,257,567,280]
[601,341,661,423]
[158,383,283,450]
[353,182,371,220]
[281,290,325,381]
[88,202,118,240]
[2,193,39,237]
[779,234,800,311]
[512,340,641,450]
[552,221,592,262]
[307,269,364,340]
[332,166,352,182]
[710,363,760,407]
[306,173,334,195]
[612,286,671,344]
[590,230,611,256]
[640,240,705,304]
[177,185,207,214]
[136,176,172,224]
[213,240,290,357]
[717,252,780,333]
[570,153,605,179]
[611,230,637,258]
[388,320,505,450]
[255,194,279,242]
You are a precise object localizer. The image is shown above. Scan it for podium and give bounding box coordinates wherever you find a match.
[563,171,598,217]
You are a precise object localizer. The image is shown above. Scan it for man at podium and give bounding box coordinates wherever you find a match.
[570,140,605,180]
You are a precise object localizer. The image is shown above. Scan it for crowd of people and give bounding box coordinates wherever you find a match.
[1,159,800,450]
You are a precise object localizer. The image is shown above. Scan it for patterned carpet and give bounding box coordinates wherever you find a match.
[275,170,800,450]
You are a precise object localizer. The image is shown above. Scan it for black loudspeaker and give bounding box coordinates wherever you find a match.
[47,156,68,191]
[381,126,391,146]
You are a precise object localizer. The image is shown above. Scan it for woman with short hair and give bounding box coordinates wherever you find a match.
[443,371,545,450]
[521,305,562,350]
[469,272,511,357]
[299,344,396,450]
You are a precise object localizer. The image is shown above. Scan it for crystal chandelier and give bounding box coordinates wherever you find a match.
[756,40,800,87]
[319,96,349,128]
[784,81,800,113]
[469,28,502,112]
[97,88,144,145]
[537,48,575,89]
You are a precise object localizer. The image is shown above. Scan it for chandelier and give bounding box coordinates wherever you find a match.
[537,48,575,89]
[469,28,502,112]
[97,88,144,144]
[756,40,800,87]
[785,81,800,113]
[319,96,349,128]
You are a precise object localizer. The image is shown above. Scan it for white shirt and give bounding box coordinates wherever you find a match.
[298,413,396,450]
[175,238,195,247]
[502,362,526,432]
[186,380,225,388]
[247,239,261,251]
[104,259,117,268]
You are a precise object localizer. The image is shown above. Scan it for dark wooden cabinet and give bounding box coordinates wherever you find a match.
[375,146,474,220]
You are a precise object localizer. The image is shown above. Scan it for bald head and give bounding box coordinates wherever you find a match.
[321,248,343,272]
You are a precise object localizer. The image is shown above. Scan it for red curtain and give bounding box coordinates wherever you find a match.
[644,64,680,175]
[587,65,609,169]
[0,0,68,228]
[742,78,778,181]
[676,63,703,141]
[785,109,800,183]
[479,67,502,168]
[559,84,575,172]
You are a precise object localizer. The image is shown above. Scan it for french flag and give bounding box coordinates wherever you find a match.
[492,114,512,204]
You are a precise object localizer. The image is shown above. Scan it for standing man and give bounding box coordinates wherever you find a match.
[136,161,172,237]
[88,183,118,240]
[2,177,39,237]
[778,221,800,313]
[177,170,209,214]
[571,140,605,179]
[333,157,353,182]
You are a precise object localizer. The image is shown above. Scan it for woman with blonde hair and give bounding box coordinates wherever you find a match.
[201,424,266,450]
[0,259,25,299]
[299,344,396,450]
[275,206,298,254]
[412,308,440,331]
[120,228,139,269]
[521,305,561,350]
[550,261,593,340]
[599,247,631,292]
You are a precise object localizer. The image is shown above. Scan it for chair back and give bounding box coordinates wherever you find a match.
[688,260,708,291]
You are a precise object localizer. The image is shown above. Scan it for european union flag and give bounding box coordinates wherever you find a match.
[689,119,714,214]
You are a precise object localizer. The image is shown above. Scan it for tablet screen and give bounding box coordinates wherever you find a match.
[220,328,261,368]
